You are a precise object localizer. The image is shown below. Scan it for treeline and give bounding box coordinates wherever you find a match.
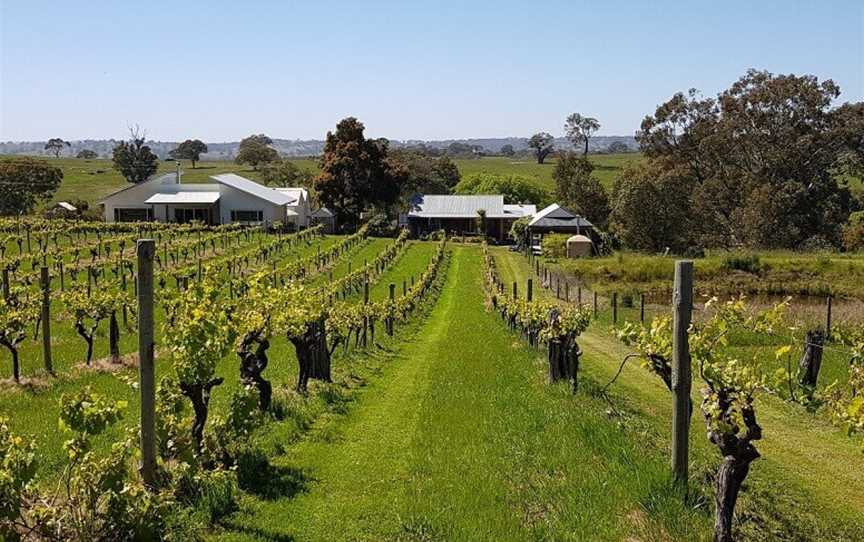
[551,69,864,252]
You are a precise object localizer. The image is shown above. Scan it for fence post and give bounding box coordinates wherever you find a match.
[535,260,539,276]
[640,293,645,323]
[513,281,518,299]
[826,296,833,338]
[40,267,53,374]
[593,291,597,317]
[527,279,533,302]
[556,276,560,299]
[612,292,618,325]
[577,285,582,305]
[565,282,569,302]
[672,260,694,488]
[137,239,157,489]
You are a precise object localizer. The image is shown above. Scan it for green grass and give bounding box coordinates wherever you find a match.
[492,248,864,540]
[455,153,642,193]
[551,250,864,304]
[13,153,644,209]
[213,246,710,541]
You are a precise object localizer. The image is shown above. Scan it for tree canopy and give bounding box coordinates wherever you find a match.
[44,138,70,158]
[75,149,98,159]
[455,173,548,206]
[0,158,63,215]
[112,128,159,184]
[314,117,407,230]
[235,134,279,170]
[609,163,693,252]
[553,152,610,228]
[170,139,208,168]
[564,114,600,156]
[528,133,554,164]
[627,69,862,250]
[500,144,515,156]
[391,150,461,196]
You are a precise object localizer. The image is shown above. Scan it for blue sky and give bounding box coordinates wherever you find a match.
[1,0,861,141]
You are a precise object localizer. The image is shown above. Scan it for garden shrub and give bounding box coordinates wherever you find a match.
[720,253,762,274]
[543,234,569,259]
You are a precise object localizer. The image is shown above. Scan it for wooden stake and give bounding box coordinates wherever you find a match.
[137,240,157,488]
[40,267,53,374]
[672,260,694,487]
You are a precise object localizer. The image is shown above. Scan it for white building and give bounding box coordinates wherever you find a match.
[101,172,311,228]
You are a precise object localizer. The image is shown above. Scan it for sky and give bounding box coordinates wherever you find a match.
[0,0,861,142]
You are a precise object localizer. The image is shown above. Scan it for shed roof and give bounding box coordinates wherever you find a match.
[55,201,77,211]
[407,194,539,219]
[312,207,334,218]
[274,187,309,204]
[528,203,593,230]
[145,192,221,204]
[503,204,537,218]
[211,174,293,205]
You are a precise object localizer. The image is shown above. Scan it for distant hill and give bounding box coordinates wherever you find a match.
[0,135,637,159]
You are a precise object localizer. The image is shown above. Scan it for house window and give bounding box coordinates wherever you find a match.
[230,210,264,222]
[174,208,211,224]
[114,208,152,222]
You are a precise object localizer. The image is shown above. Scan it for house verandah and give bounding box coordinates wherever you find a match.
[403,194,536,242]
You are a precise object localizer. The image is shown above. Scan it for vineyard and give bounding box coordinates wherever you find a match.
[1,219,863,541]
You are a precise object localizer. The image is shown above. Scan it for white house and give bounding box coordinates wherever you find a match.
[101,172,311,228]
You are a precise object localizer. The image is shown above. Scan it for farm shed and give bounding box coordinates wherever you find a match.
[404,194,536,242]
[526,204,594,254]
[100,172,311,227]
[311,207,336,233]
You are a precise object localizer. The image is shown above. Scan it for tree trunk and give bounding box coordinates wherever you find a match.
[290,318,331,392]
[109,311,120,363]
[713,449,758,542]
[180,378,224,453]
[238,334,272,411]
[75,322,95,365]
[798,329,824,388]
[1,341,19,382]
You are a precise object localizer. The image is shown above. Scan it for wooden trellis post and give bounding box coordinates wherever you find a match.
[612,292,618,325]
[527,279,533,302]
[40,267,53,375]
[672,260,693,487]
[826,296,833,338]
[137,240,157,488]
[640,293,645,323]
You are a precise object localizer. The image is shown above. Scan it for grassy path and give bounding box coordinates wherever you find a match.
[216,247,708,541]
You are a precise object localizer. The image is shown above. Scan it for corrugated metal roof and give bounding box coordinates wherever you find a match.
[56,201,77,211]
[100,172,179,203]
[408,194,507,218]
[211,174,292,205]
[503,204,537,218]
[145,192,221,204]
[312,207,334,218]
[274,187,308,204]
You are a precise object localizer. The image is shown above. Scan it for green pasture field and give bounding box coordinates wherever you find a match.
[5,153,643,209]
[549,249,864,303]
